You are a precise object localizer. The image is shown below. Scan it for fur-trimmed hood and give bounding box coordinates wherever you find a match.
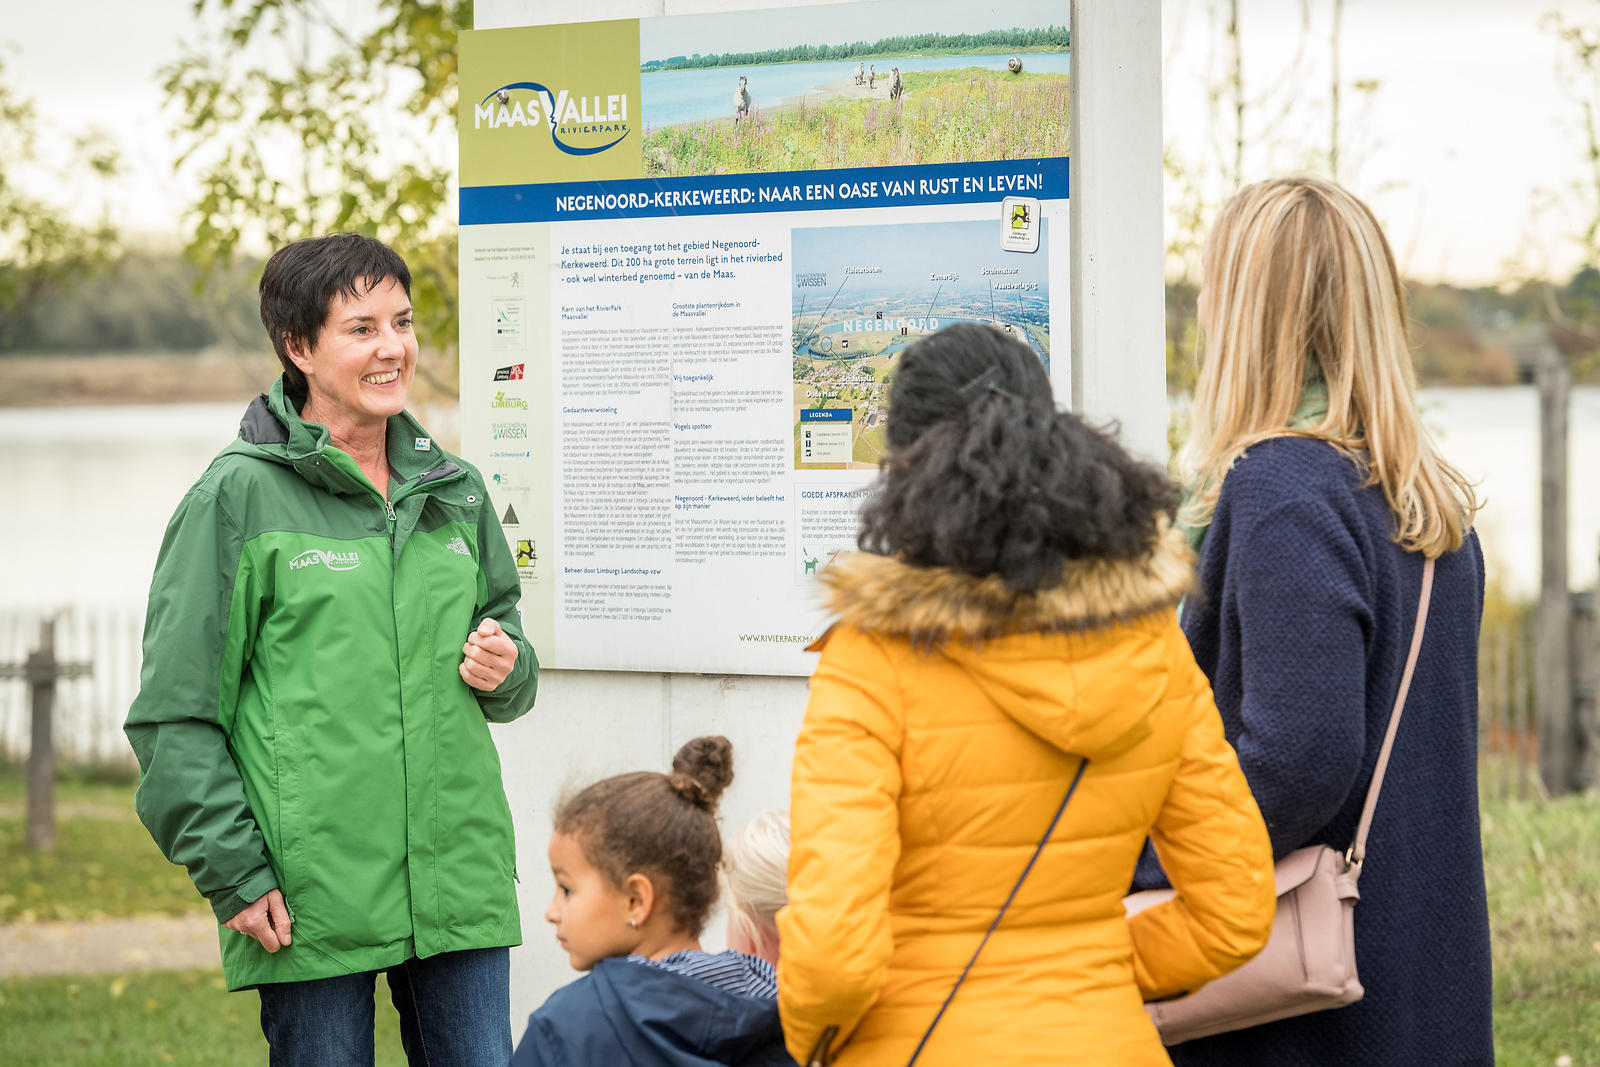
[813,523,1196,761]
[817,522,1194,643]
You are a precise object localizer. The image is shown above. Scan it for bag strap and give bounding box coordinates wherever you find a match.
[905,757,1090,1067]
[1346,557,1435,870]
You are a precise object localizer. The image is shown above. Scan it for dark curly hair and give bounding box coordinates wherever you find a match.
[554,736,734,938]
[858,323,1177,591]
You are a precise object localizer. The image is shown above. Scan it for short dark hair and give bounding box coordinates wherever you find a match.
[554,737,734,938]
[258,233,412,399]
[858,323,1178,592]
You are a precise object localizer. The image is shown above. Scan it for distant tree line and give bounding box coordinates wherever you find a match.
[9,248,1600,390]
[1166,269,1600,392]
[0,251,262,354]
[642,27,1069,71]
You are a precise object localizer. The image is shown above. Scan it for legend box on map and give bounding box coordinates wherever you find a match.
[799,408,853,464]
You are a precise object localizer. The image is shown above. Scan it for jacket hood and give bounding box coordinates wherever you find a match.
[230,376,450,494]
[515,958,795,1067]
[816,523,1195,760]
[238,378,326,458]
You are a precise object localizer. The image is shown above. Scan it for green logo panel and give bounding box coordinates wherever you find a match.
[460,20,644,187]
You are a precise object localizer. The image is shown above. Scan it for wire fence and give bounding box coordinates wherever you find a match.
[0,606,144,767]
[1478,610,1542,801]
[0,602,1575,796]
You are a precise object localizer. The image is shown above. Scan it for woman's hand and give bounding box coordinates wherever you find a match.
[224,888,292,952]
[460,617,518,691]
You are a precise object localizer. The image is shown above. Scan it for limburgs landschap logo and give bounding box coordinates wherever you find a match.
[492,391,528,410]
[289,548,362,573]
[474,81,630,156]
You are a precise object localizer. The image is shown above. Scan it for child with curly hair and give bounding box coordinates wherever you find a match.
[511,736,796,1067]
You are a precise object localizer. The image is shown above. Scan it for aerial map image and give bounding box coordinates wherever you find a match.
[791,217,1051,470]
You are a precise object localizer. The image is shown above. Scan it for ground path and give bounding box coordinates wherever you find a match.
[0,915,218,978]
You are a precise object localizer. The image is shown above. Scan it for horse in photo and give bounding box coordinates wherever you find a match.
[734,75,751,121]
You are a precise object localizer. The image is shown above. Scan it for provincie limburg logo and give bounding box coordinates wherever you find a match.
[474,82,630,156]
[289,548,362,572]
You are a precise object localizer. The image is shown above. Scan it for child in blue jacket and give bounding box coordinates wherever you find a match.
[511,737,797,1067]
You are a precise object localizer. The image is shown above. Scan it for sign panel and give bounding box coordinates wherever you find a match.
[459,0,1071,674]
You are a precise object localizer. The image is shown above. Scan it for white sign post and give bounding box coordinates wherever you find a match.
[467,0,1162,1025]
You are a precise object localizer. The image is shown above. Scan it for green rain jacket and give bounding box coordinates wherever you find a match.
[126,379,539,990]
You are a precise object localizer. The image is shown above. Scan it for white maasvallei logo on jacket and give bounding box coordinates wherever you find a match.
[289,548,362,572]
[446,537,472,557]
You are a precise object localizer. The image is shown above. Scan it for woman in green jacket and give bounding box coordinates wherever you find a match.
[126,233,539,1066]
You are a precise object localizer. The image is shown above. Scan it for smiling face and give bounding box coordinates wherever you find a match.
[545,831,643,971]
[287,276,417,436]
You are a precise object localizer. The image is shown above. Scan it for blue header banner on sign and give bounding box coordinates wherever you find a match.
[461,157,1068,226]
[798,408,853,423]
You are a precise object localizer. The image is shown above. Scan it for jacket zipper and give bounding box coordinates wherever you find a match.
[377,461,463,545]
[377,459,467,955]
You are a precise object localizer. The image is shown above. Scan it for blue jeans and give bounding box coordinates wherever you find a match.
[257,947,511,1067]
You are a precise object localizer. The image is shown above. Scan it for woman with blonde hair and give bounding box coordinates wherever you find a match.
[1132,177,1492,1064]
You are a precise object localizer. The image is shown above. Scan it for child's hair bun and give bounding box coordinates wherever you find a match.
[669,735,734,813]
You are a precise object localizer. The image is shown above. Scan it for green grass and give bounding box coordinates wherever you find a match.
[0,969,407,1066]
[0,817,207,923]
[0,760,138,807]
[644,67,1069,177]
[0,774,202,923]
[2,777,1594,1062]
[1482,793,1600,1065]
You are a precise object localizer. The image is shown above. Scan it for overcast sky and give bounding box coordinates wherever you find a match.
[1161,0,1598,285]
[7,0,1598,285]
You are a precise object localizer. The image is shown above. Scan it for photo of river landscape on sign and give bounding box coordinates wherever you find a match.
[790,219,1050,470]
[637,0,1069,177]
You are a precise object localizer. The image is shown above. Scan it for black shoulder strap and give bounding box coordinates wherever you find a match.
[905,758,1090,1066]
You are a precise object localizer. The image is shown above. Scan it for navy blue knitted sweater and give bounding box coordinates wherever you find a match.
[1133,437,1493,1066]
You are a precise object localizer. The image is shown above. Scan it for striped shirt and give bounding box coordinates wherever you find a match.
[627,949,778,999]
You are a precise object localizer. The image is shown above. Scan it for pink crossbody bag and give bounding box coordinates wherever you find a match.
[1123,557,1435,1045]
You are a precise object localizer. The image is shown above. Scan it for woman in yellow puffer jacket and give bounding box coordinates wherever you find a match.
[778,324,1277,1066]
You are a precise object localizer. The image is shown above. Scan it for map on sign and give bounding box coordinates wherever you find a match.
[790,218,1051,469]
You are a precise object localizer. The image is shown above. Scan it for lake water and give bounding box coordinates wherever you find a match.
[0,386,1593,609]
[642,52,1072,128]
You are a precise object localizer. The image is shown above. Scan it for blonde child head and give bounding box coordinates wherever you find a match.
[722,809,790,964]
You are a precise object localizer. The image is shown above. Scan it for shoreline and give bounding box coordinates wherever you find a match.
[648,76,870,132]
[650,69,1019,131]
[641,47,1070,74]
[0,350,460,409]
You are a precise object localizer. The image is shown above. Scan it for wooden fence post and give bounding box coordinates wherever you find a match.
[1536,342,1574,796]
[0,615,93,851]
[25,619,57,850]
